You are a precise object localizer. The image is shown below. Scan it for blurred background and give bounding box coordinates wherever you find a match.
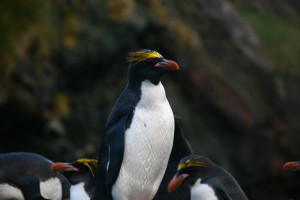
[0,0,299,199]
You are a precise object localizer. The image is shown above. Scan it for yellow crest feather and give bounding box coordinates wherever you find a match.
[177,159,206,170]
[127,50,162,64]
[76,158,98,177]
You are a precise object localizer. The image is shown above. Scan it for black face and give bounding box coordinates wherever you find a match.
[179,155,215,180]
[63,162,96,185]
[177,166,214,186]
[129,58,164,84]
[168,155,216,192]
[127,49,179,85]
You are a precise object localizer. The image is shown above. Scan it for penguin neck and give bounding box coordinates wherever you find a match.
[128,77,161,90]
[137,80,167,106]
[70,182,91,200]
[65,171,96,197]
[187,167,218,186]
[128,67,162,88]
[190,179,218,200]
[83,176,96,198]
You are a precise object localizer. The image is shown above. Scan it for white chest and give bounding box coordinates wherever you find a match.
[70,182,90,200]
[112,80,175,200]
[40,177,63,200]
[0,183,25,200]
[191,179,218,200]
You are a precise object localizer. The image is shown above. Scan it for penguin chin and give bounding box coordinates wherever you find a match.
[168,173,189,192]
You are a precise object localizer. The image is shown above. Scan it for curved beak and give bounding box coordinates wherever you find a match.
[51,162,79,172]
[167,173,189,192]
[283,161,300,171]
[154,59,179,71]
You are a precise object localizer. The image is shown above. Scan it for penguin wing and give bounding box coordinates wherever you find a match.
[104,113,130,187]
[7,174,49,200]
[220,189,232,200]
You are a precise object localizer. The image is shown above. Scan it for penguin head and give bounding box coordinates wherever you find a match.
[127,49,179,85]
[51,159,98,185]
[283,161,300,172]
[168,155,216,192]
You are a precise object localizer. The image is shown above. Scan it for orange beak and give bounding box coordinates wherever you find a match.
[283,161,300,171]
[154,59,179,71]
[51,162,79,172]
[167,173,189,192]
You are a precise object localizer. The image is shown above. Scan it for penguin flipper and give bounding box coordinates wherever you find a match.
[104,114,129,188]
[7,174,49,200]
[220,188,232,200]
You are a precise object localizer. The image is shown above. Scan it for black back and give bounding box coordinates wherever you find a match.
[7,174,48,200]
[202,167,248,200]
[0,152,70,199]
[178,156,248,200]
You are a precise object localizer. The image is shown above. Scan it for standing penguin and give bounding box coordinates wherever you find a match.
[168,155,248,200]
[51,123,193,200]
[0,152,70,200]
[51,158,98,200]
[93,49,179,200]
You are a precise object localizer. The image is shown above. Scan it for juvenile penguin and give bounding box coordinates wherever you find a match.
[51,158,98,200]
[0,152,70,200]
[168,155,248,200]
[93,49,179,200]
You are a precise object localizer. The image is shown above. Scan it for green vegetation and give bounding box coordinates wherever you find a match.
[0,0,53,78]
[239,9,300,76]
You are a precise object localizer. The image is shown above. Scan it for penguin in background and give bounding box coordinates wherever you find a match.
[0,152,70,200]
[168,155,248,200]
[93,49,180,200]
[51,158,98,200]
[283,161,300,172]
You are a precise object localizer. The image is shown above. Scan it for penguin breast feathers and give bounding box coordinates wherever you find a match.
[112,80,175,199]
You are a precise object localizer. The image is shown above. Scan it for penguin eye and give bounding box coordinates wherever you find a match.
[145,59,156,67]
